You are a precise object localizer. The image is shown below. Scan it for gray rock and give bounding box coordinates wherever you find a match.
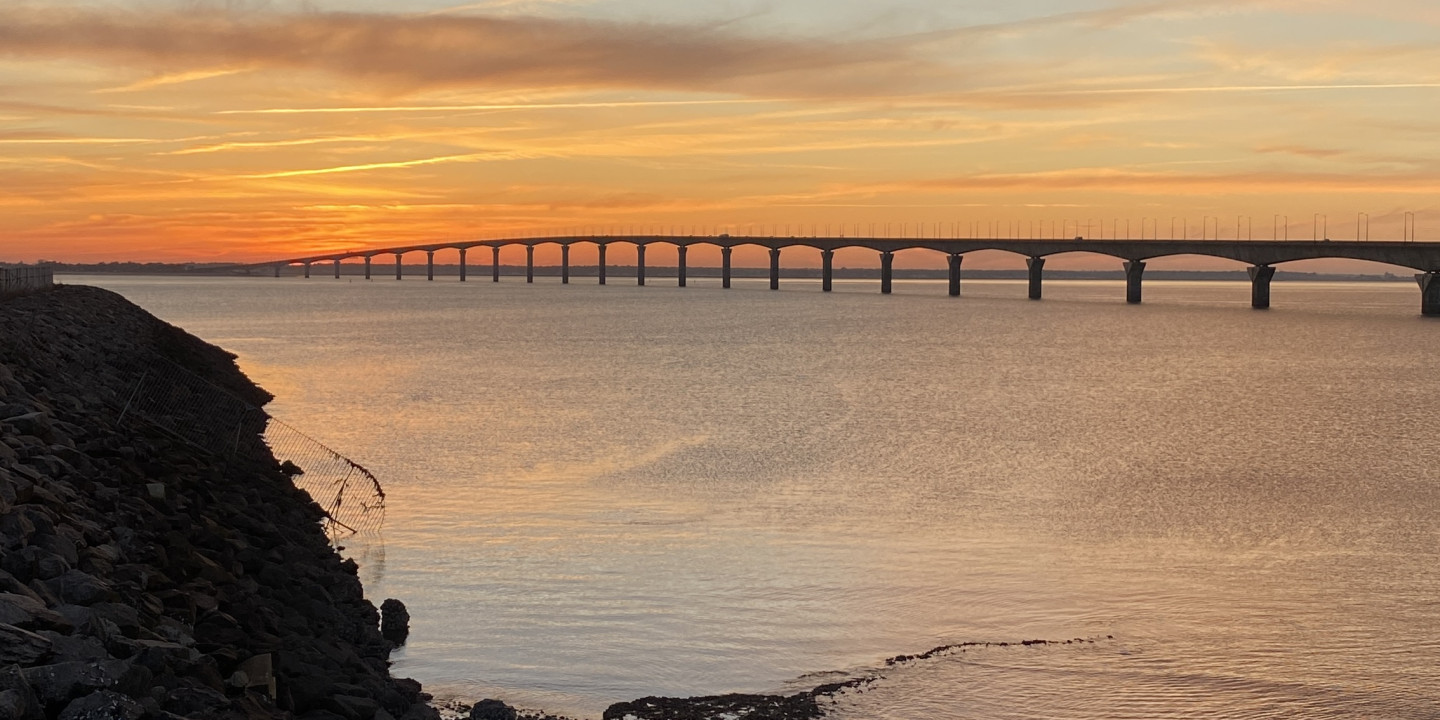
[469,698,517,720]
[0,512,36,549]
[19,659,131,706]
[0,570,43,601]
[0,622,54,664]
[40,631,110,662]
[161,686,228,716]
[0,591,72,631]
[326,693,380,720]
[3,413,55,444]
[58,690,144,720]
[46,570,112,606]
[0,664,43,720]
[31,532,78,566]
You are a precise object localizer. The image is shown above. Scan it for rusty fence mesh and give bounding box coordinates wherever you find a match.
[118,356,386,541]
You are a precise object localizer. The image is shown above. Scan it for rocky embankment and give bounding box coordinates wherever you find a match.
[1,285,436,720]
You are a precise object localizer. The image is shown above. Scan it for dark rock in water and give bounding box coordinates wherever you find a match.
[57,689,144,720]
[380,598,410,646]
[470,698,518,720]
[602,693,823,720]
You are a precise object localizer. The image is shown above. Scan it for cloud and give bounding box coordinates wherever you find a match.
[0,5,935,98]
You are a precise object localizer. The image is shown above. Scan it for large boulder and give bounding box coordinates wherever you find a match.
[379,599,409,646]
[0,624,53,665]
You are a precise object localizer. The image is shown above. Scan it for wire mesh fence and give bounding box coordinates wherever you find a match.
[0,266,54,294]
[118,356,386,540]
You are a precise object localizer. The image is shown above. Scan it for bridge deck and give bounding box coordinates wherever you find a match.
[265,236,1440,273]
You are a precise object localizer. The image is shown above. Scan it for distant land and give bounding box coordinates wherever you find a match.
[28,261,1415,283]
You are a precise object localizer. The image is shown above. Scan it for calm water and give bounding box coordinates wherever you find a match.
[72,274,1440,719]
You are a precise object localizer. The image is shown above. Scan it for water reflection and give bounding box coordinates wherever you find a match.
[75,275,1440,719]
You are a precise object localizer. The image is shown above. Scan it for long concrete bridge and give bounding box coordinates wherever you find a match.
[259,235,1440,315]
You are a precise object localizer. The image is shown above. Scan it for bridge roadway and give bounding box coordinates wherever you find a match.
[262,236,1440,315]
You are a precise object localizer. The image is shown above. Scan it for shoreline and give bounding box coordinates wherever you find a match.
[1,284,437,719]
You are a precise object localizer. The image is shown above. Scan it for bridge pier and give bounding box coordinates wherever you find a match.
[492,246,500,282]
[333,259,341,279]
[459,248,467,282]
[1124,260,1145,304]
[678,246,688,287]
[274,264,282,278]
[770,248,781,290]
[395,254,403,280]
[1417,272,1440,316]
[526,245,534,283]
[636,244,646,286]
[880,251,894,294]
[303,262,311,279]
[598,244,607,285]
[427,251,435,281]
[1249,265,1276,309]
[948,253,963,297]
[822,249,834,292]
[722,247,732,288]
[1027,257,1045,300]
[364,256,372,280]
[561,245,570,284]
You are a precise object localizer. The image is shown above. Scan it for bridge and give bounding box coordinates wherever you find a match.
[258,235,1440,316]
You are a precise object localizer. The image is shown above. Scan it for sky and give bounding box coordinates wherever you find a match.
[3,0,1440,270]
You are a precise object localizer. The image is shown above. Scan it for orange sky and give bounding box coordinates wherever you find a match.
[3,0,1439,272]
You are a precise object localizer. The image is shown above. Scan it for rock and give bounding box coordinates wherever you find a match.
[18,659,137,707]
[469,698,517,720]
[399,703,441,720]
[0,622,54,664]
[0,287,434,720]
[227,670,250,688]
[3,413,55,444]
[237,652,275,696]
[0,511,36,549]
[57,690,144,720]
[46,570,112,605]
[31,532,79,566]
[0,570,43,601]
[379,599,409,646]
[0,591,72,631]
[326,693,380,720]
[0,664,44,720]
[161,685,228,716]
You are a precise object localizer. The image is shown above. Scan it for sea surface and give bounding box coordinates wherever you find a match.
[70,274,1440,719]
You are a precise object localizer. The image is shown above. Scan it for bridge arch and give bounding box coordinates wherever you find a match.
[260,233,1440,315]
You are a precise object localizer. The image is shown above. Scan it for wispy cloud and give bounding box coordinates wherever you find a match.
[219,99,782,115]
[0,6,933,98]
[232,151,526,179]
[98,66,254,93]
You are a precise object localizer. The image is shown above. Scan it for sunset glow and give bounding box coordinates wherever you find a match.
[3,0,1439,267]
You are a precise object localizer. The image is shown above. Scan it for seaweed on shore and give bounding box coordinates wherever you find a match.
[595,635,1113,720]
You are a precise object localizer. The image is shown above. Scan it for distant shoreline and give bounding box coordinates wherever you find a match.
[46,265,1417,283]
